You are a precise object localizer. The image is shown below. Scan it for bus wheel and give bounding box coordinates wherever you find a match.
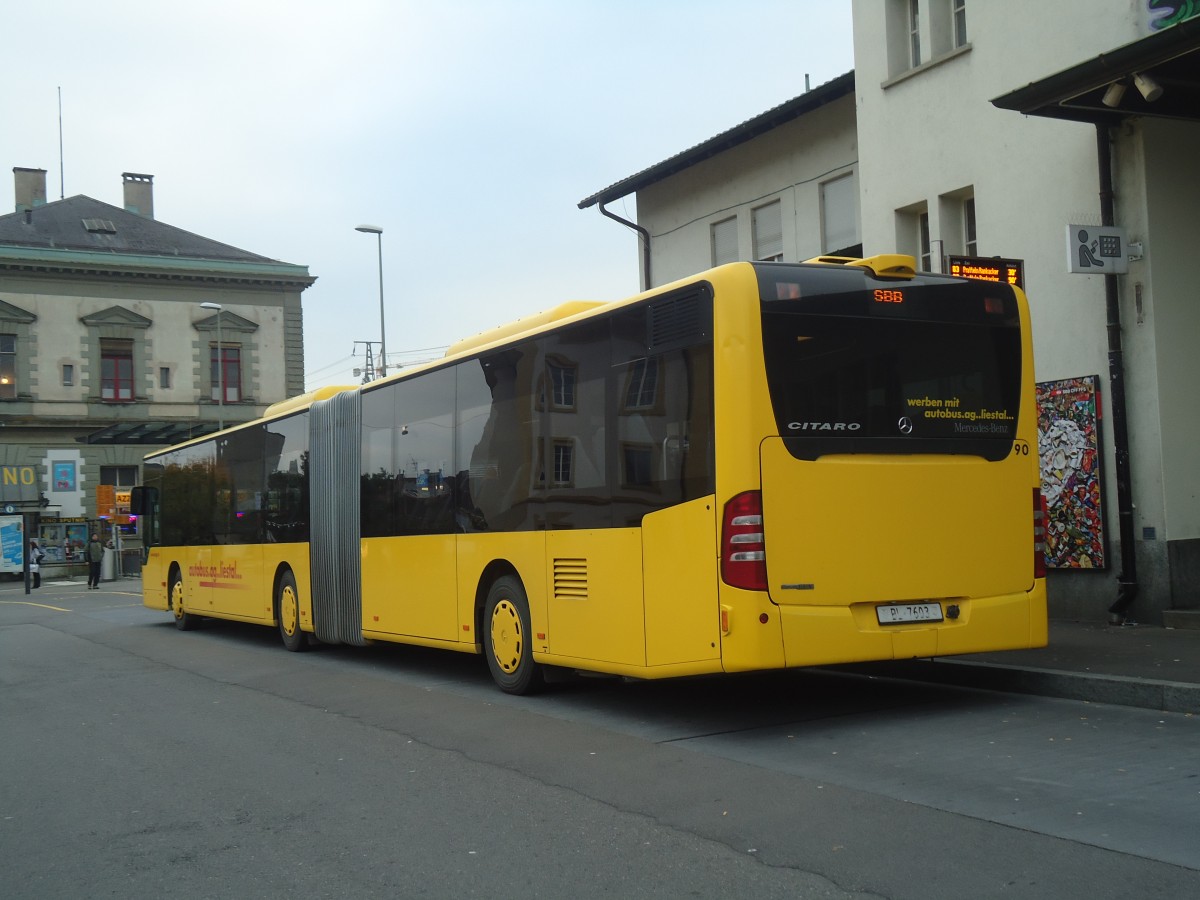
[276,570,308,653]
[170,570,198,631]
[484,576,544,695]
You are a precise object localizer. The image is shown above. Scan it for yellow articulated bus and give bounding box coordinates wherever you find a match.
[134,255,1047,694]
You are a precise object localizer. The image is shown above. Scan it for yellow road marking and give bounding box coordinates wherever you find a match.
[0,600,72,612]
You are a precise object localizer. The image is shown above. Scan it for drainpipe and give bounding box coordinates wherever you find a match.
[599,201,652,290]
[1095,123,1138,623]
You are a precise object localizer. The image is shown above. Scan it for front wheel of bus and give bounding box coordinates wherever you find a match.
[170,570,198,631]
[484,576,544,695]
[276,570,308,653]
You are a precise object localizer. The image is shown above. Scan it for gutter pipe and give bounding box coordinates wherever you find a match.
[1095,123,1139,623]
[598,201,652,290]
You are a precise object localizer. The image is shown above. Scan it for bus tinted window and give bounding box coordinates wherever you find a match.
[761,278,1021,460]
[265,413,309,543]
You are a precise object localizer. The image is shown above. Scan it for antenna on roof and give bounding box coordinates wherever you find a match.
[57,86,65,200]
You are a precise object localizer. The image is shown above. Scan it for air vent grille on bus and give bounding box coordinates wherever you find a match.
[647,286,713,353]
[553,558,588,601]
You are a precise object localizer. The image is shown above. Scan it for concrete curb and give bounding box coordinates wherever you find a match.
[833,659,1199,715]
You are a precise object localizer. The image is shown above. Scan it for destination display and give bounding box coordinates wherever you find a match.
[948,255,1025,289]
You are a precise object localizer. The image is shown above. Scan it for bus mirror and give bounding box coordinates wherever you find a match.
[129,486,157,515]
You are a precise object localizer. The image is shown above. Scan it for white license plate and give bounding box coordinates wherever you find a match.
[876,602,944,625]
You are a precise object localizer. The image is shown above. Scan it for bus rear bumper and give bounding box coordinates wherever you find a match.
[775,583,1048,667]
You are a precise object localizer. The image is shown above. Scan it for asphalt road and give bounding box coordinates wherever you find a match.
[2,582,1198,899]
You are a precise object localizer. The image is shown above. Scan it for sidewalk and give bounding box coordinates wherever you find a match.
[7,576,1199,714]
[839,620,1200,715]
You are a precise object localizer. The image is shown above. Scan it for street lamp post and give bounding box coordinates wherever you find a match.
[355,224,386,378]
[200,301,224,430]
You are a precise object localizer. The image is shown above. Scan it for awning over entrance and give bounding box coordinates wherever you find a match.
[992,18,1200,124]
[77,421,218,445]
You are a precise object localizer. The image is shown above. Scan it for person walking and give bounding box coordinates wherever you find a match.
[86,533,104,589]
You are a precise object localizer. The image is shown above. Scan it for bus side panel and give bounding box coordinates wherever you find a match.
[455,532,548,650]
[142,547,169,611]
[545,528,645,667]
[362,535,457,642]
[263,543,314,632]
[641,497,721,667]
[206,544,268,621]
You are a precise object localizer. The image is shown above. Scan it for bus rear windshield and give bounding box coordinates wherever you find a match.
[759,274,1022,461]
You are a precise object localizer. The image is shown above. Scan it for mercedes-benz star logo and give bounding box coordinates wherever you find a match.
[898,416,914,435]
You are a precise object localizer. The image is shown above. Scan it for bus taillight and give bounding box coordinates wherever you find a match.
[722,491,768,591]
[1033,488,1047,580]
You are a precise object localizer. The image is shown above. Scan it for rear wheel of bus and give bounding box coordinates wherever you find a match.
[484,575,544,695]
[275,569,308,652]
[169,568,199,631]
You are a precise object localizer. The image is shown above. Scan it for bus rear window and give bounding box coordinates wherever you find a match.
[760,283,1022,461]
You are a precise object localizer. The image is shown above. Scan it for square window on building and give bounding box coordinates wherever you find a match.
[63,363,74,387]
[821,173,859,254]
[752,201,783,262]
[711,216,738,266]
[100,338,135,401]
[1,334,17,399]
[100,466,140,488]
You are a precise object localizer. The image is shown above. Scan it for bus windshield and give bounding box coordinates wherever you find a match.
[758,266,1022,461]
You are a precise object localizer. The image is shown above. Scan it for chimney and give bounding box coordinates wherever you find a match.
[122,172,154,219]
[14,167,47,212]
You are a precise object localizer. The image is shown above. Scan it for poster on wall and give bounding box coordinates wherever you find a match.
[1036,375,1107,569]
[52,461,76,492]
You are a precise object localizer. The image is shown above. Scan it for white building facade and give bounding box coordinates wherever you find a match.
[580,2,1200,624]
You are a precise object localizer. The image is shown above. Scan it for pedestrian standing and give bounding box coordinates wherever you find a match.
[30,539,45,588]
[86,533,104,589]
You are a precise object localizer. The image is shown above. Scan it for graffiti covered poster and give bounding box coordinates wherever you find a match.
[1036,375,1106,568]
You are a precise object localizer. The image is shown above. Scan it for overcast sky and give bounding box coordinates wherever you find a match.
[3,0,854,390]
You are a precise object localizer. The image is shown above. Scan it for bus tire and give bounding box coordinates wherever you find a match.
[484,576,544,695]
[275,569,308,653]
[170,569,199,631]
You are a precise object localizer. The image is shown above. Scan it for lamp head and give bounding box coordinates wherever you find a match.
[1133,72,1163,102]
[200,301,223,311]
[355,224,383,234]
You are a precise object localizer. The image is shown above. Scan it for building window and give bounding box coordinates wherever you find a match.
[821,173,859,255]
[547,358,576,410]
[919,212,932,271]
[1,335,16,399]
[909,0,922,66]
[63,363,75,387]
[963,196,977,255]
[622,443,654,487]
[101,338,135,402]
[752,201,783,262]
[211,345,241,402]
[552,439,574,486]
[100,466,139,488]
[711,216,738,266]
[953,0,967,48]
[159,366,171,390]
[624,358,659,409]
